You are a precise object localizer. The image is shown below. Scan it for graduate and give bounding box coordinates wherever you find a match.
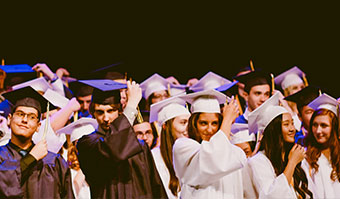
[133,111,156,149]
[149,95,191,199]
[173,89,246,199]
[247,92,313,199]
[0,86,74,198]
[233,70,271,124]
[284,86,320,144]
[76,79,167,199]
[301,93,340,198]
[274,66,308,131]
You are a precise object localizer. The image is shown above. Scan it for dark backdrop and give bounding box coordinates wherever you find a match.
[1,2,339,96]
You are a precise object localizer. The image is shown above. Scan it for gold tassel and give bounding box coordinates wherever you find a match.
[302,73,308,87]
[250,59,255,71]
[271,73,275,91]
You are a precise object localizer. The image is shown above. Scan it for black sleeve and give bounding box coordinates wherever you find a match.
[56,156,75,199]
[20,154,37,185]
[77,114,143,181]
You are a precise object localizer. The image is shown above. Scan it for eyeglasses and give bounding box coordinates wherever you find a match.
[136,130,153,139]
[13,111,39,122]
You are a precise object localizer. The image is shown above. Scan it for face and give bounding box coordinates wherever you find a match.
[77,95,92,112]
[151,90,169,104]
[197,113,220,141]
[299,105,314,130]
[245,84,271,112]
[312,115,331,145]
[133,122,154,148]
[235,142,253,157]
[8,106,41,139]
[285,83,306,96]
[171,114,190,139]
[93,104,119,131]
[281,113,296,143]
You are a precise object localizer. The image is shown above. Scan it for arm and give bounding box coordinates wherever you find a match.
[50,97,80,131]
[248,153,297,198]
[173,131,246,186]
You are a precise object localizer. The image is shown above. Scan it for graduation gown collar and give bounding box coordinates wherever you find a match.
[8,140,35,156]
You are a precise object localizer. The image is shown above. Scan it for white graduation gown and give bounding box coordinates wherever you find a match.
[173,130,246,199]
[302,154,340,198]
[247,151,299,199]
[32,119,66,153]
[151,147,179,199]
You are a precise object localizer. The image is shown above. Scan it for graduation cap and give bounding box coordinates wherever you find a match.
[189,71,232,92]
[169,84,187,96]
[179,89,227,113]
[0,64,36,89]
[140,73,169,99]
[230,123,255,145]
[56,117,98,142]
[234,70,271,93]
[0,99,12,118]
[0,64,34,73]
[149,94,190,125]
[12,77,51,93]
[79,79,127,104]
[2,86,50,115]
[308,93,338,116]
[248,92,289,134]
[68,80,94,97]
[284,85,320,111]
[274,66,305,90]
[43,89,70,109]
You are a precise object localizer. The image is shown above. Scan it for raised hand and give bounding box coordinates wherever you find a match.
[29,139,48,161]
[32,63,55,80]
[126,81,142,109]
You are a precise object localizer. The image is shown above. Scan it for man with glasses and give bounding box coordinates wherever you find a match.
[0,86,74,198]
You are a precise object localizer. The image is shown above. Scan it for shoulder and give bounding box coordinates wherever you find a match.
[173,137,200,156]
[248,151,267,165]
[43,151,68,166]
[0,145,10,159]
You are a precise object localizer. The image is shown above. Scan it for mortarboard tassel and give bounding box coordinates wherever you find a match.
[1,59,4,66]
[302,73,308,87]
[235,94,243,115]
[167,83,171,97]
[42,102,50,140]
[270,73,275,92]
[250,59,255,71]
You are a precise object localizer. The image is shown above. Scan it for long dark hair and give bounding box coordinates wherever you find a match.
[160,118,179,196]
[187,112,223,143]
[260,114,313,199]
[304,109,340,182]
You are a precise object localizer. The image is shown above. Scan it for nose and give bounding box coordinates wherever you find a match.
[206,124,215,134]
[21,114,28,123]
[103,112,110,122]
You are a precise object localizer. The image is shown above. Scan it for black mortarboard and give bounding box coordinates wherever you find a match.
[2,86,50,115]
[234,70,271,93]
[68,81,94,97]
[79,79,127,104]
[0,64,36,90]
[215,81,238,97]
[284,85,320,110]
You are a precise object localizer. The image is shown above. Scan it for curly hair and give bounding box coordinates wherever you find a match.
[304,109,340,182]
[260,114,313,199]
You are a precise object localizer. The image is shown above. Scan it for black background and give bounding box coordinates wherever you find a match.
[1,2,339,96]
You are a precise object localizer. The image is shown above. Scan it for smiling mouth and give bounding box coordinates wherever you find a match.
[18,125,29,129]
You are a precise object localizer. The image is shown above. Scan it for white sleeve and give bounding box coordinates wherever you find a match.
[50,78,66,97]
[248,153,297,199]
[173,130,247,187]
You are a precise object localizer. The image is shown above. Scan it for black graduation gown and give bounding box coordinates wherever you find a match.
[77,114,167,199]
[0,143,74,198]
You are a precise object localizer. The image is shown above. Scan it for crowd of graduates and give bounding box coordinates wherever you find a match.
[0,61,339,199]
